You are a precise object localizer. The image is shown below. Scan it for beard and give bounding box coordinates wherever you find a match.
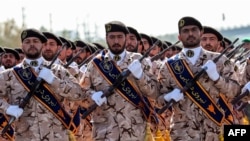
[108,43,126,55]
[42,51,55,61]
[24,47,41,59]
[126,45,138,53]
[183,37,201,48]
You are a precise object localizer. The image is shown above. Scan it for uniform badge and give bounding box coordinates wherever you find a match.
[186,50,194,58]
[113,55,121,61]
[21,31,28,40]
[105,24,112,32]
[179,19,185,28]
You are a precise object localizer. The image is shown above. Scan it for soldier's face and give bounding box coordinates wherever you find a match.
[42,39,59,61]
[200,33,220,52]
[125,33,138,52]
[22,37,43,59]
[106,32,126,55]
[178,25,201,48]
[1,53,17,69]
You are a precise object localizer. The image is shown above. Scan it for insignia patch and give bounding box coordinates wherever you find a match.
[105,24,112,32]
[21,31,28,40]
[179,19,185,28]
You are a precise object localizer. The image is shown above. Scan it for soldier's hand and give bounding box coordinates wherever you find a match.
[202,60,220,81]
[91,91,107,106]
[38,67,55,84]
[6,105,23,119]
[164,88,184,102]
[128,59,143,79]
[241,81,250,94]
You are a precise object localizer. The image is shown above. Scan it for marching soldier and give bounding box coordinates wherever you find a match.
[0,28,86,141]
[140,33,153,55]
[125,26,141,53]
[1,47,20,69]
[200,25,223,52]
[79,20,159,140]
[158,16,241,141]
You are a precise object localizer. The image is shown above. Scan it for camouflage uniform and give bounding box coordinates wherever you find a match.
[158,49,241,141]
[0,60,86,141]
[54,58,93,141]
[80,50,159,141]
[148,59,172,138]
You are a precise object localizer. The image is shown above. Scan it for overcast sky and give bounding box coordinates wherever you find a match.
[1,0,250,38]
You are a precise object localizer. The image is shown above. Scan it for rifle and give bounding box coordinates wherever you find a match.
[81,40,160,119]
[63,46,87,68]
[1,43,67,135]
[78,49,102,69]
[151,41,180,62]
[157,38,239,114]
[226,42,244,60]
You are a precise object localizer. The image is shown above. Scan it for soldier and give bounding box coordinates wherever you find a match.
[158,16,241,141]
[125,26,141,53]
[79,21,159,140]
[0,28,86,141]
[140,33,153,55]
[1,47,20,69]
[200,25,223,52]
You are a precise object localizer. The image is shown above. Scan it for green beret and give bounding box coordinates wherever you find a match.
[203,26,223,41]
[242,37,250,43]
[21,28,47,43]
[105,21,129,34]
[178,16,202,32]
[42,32,62,45]
[3,47,20,60]
[59,36,71,48]
[127,26,141,40]
[140,33,153,46]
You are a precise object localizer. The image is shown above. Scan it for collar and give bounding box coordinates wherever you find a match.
[182,46,202,65]
[109,50,126,65]
[25,57,44,71]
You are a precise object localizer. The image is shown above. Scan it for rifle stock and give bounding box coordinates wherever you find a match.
[157,38,239,114]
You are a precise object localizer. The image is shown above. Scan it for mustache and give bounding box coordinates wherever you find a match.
[187,36,195,40]
[112,44,121,48]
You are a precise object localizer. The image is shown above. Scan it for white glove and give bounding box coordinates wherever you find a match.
[235,60,241,68]
[241,81,250,93]
[202,60,220,81]
[164,88,184,102]
[38,67,55,84]
[6,105,23,119]
[128,59,143,79]
[91,91,107,106]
